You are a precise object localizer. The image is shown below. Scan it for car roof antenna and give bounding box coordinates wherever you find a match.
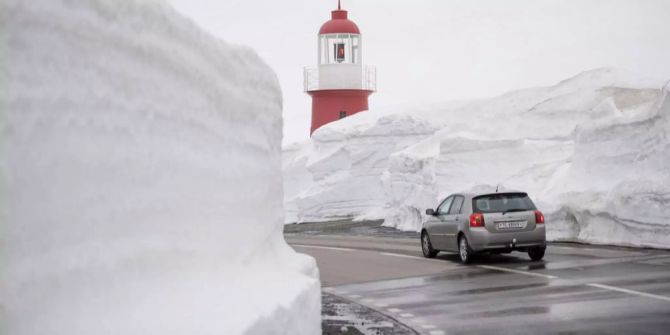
[495,184,500,193]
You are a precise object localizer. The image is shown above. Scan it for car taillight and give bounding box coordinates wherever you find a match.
[535,210,545,224]
[470,213,485,227]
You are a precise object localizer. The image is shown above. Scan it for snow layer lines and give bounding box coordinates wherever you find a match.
[0,0,320,334]
[284,68,670,249]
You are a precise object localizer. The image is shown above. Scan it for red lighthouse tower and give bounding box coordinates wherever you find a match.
[304,0,376,135]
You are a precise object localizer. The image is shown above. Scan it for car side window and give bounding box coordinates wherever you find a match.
[449,196,464,215]
[437,196,454,215]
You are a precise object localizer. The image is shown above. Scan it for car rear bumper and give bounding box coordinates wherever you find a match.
[467,226,546,252]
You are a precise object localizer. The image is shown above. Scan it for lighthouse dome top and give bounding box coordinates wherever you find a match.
[319,3,360,35]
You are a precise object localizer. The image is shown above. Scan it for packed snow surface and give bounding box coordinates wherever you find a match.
[1,0,320,334]
[284,68,670,249]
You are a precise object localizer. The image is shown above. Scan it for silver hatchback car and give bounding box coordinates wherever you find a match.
[422,192,546,263]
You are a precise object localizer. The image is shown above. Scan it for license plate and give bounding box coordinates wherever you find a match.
[496,221,526,230]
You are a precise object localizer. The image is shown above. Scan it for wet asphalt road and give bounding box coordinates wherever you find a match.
[286,225,670,335]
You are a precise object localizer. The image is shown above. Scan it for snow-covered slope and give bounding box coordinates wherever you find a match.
[0,1,320,334]
[284,68,670,248]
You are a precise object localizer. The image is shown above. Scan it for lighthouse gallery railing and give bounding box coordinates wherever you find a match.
[303,65,377,92]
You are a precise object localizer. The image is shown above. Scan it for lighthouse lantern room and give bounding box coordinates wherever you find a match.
[304,0,376,134]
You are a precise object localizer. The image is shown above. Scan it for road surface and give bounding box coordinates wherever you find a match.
[286,228,670,335]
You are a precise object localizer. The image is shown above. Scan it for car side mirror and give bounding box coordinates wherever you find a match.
[426,208,435,216]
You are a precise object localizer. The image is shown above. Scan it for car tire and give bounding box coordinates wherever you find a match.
[458,235,473,264]
[421,231,438,258]
[528,246,546,261]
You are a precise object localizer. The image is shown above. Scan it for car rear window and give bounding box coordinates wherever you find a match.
[472,193,537,213]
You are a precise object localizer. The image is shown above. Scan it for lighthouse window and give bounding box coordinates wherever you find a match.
[335,43,345,63]
[339,111,347,119]
[320,34,361,65]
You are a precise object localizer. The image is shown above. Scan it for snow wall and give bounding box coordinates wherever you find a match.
[284,68,670,249]
[0,1,320,334]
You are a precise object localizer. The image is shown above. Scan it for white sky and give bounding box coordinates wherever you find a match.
[167,0,670,145]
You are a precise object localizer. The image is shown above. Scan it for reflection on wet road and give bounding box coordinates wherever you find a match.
[289,236,670,334]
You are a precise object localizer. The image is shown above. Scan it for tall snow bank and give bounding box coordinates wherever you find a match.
[382,138,440,231]
[284,68,670,248]
[403,69,670,249]
[546,85,670,248]
[283,141,315,223]
[0,1,320,334]
[289,112,438,222]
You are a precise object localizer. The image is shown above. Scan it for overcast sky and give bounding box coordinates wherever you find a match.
[167,0,670,144]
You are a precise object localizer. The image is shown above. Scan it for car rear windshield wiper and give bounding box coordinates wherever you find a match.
[502,208,529,215]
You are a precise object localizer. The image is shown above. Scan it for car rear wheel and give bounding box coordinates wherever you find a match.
[421,231,438,258]
[528,246,546,261]
[458,235,473,264]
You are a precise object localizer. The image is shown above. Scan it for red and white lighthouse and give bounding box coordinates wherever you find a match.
[304,0,376,135]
